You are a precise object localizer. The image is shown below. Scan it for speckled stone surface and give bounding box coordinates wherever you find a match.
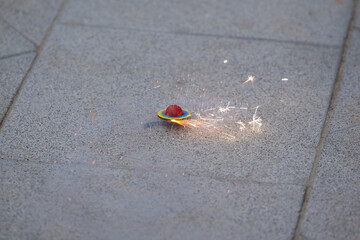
[59,0,353,46]
[0,24,341,184]
[300,24,360,240]
[0,53,35,122]
[356,3,360,27]
[0,0,63,46]
[0,19,34,58]
[0,1,358,239]
[327,29,360,133]
[0,159,304,240]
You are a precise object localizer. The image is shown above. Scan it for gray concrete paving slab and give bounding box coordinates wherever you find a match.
[0,19,35,58]
[0,0,63,46]
[0,1,358,239]
[300,126,360,240]
[0,159,304,240]
[356,2,360,27]
[0,24,342,184]
[300,25,360,240]
[0,53,35,122]
[59,0,353,46]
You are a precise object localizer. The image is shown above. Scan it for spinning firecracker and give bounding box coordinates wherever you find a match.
[158,105,191,121]
[157,101,262,140]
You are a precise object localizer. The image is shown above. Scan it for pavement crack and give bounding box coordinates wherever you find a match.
[292,0,359,239]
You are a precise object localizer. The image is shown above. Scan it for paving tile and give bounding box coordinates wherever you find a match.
[356,3,360,27]
[60,0,353,46]
[0,0,63,46]
[0,159,304,240]
[300,29,360,240]
[300,126,360,240]
[0,53,35,121]
[327,29,360,133]
[0,24,342,184]
[0,19,35,58]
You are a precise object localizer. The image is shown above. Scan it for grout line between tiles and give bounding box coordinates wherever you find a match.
[0,157,305,187]
[329,124,360,134]
[59,21,341,49]
[0,50,36,61]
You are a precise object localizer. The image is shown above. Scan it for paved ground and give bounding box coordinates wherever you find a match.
[0,0,359,239]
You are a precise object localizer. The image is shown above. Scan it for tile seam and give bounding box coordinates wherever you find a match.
[329,124,360,134]
[59,21,342,49]
[0,50,36,61]
[292,0,359,239]
[0,157,305,187]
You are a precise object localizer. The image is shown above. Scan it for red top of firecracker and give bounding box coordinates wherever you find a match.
[164,105,185,117]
